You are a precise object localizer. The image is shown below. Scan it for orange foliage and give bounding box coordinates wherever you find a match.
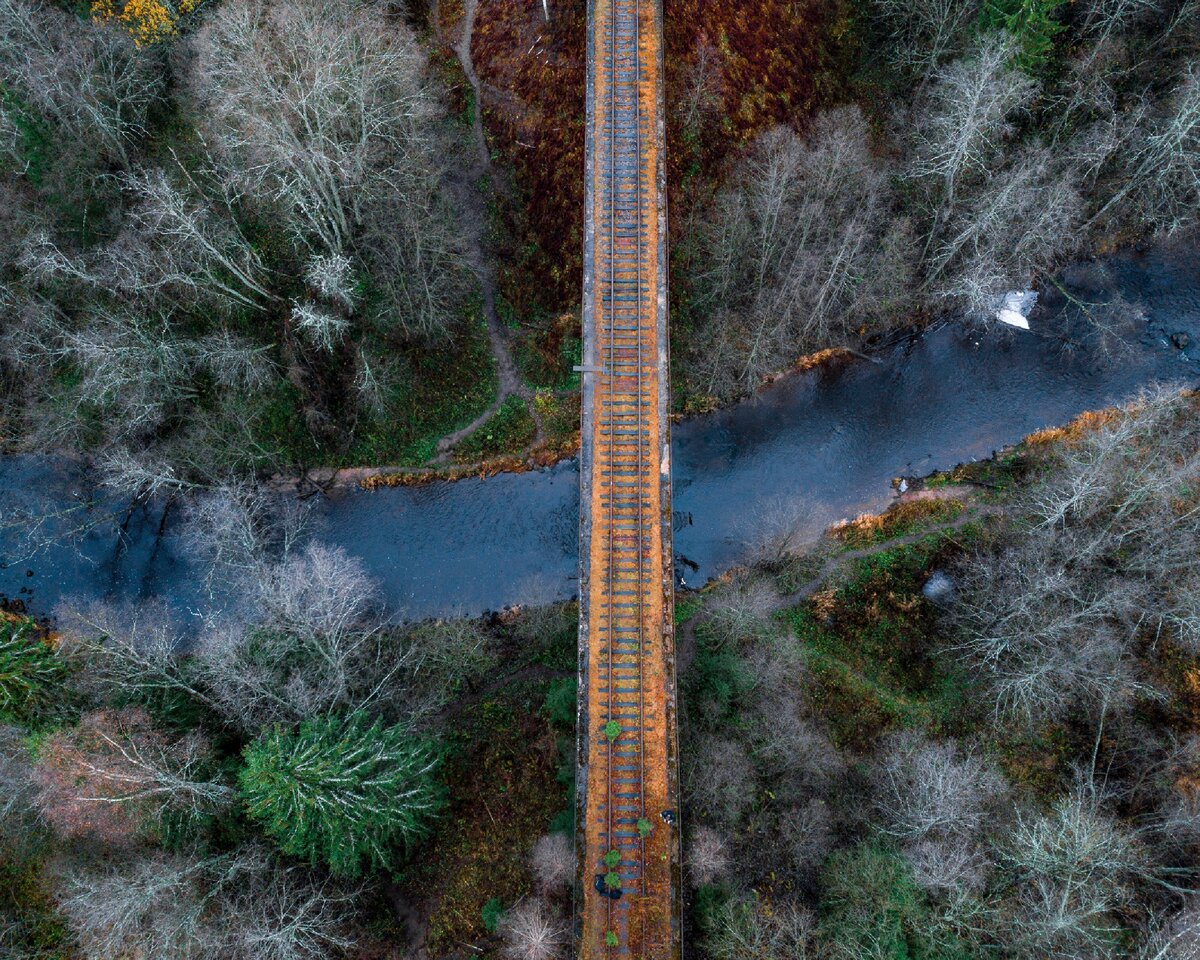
[1023,407,1123,446]
[91,0,206,45]
[32,707,208,844]
[471,0,587,314]
[664,0,841,222]
[470,0,843,318]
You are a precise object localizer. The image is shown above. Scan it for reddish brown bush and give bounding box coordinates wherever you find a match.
[32,707,228,844]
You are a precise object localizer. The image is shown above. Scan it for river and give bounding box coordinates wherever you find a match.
[2,242,1197,623]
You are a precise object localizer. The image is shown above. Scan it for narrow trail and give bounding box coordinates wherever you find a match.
[432,0,545,464]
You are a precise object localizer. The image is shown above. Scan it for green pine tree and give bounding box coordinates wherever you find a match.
[0,617,68,719]
[239,712,444,876]
[980,0,1067,73]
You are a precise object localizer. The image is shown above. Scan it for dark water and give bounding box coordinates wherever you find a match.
[3,243,1197,621]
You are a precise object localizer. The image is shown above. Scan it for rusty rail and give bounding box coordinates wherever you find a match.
[575,0,679,953]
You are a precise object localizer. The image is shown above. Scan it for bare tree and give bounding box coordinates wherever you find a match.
[688,826,730,886]
[195,543,415,732]
[869,732,1006,844]
[678,35,725,135]
[530,833,573,894]
[997,782,1148,959]
[906,835,991,896]
[871,0,982,80]
[699,579,778,648]
[179,479,311,591]
[691,108,911,399]
[32,707,231,844]
[57,600,222,719]
[952,388,1200,723]
[781,798,837,880]
[685,735,756,828]
[191,0,432,253]
[1093,64,1200,232]
[1140,902,1200,960]
[304,253,358,311]
[1078,0,1166,39]
[702,897,817,960]
[926,146,1084,318]
[498,898,569,960]
[57,844,357,960]
[189,0,468,341]
[216,846,360,960]
[0,724,39,840]
[291,302,349,354]
[910,34,1037,210]
[97,166,277,309]
[0,0,162,169]
[405,617,497,700]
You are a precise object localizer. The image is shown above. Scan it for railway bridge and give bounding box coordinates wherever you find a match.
[575,0,680,953]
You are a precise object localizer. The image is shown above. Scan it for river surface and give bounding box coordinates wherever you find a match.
[2,243,1197,622]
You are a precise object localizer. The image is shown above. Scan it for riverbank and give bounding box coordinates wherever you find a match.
[267,347,861,492]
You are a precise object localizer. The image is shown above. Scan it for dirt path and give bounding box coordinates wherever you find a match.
[432,0,545,465]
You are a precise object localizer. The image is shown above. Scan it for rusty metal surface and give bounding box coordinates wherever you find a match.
[575,0,679,953]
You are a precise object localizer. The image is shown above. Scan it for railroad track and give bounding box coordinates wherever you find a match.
[576,0,680,953]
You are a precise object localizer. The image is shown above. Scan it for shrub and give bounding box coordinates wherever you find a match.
[531,833,573,893]
[540,678,577,731]
[818,841,971,959]
[482,897,504,933]
[498,898,567,960]
[684,645,754,727]
[239,712,444,876]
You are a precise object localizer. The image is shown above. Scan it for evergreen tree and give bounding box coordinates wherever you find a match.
[239,712,444,876]
[0,617,67,720]
[980,0,1067,73]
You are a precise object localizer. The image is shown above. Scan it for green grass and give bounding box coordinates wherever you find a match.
[344,322,498,467]
[674,595,704,625]
[533,390,580,450]
[924,450,1029,493]
[511,307,582,392]
[785,537,974,748]
[453,394,536,463]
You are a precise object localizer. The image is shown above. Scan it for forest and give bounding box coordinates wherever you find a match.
[1,0,1199,959]
[1,0,1197,477]
[7,388,1200,959]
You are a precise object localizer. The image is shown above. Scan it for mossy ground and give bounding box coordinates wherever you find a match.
[406,688,565,953]
[453,394,537,464]
[786,533,976,749]
[0,837,73,959]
